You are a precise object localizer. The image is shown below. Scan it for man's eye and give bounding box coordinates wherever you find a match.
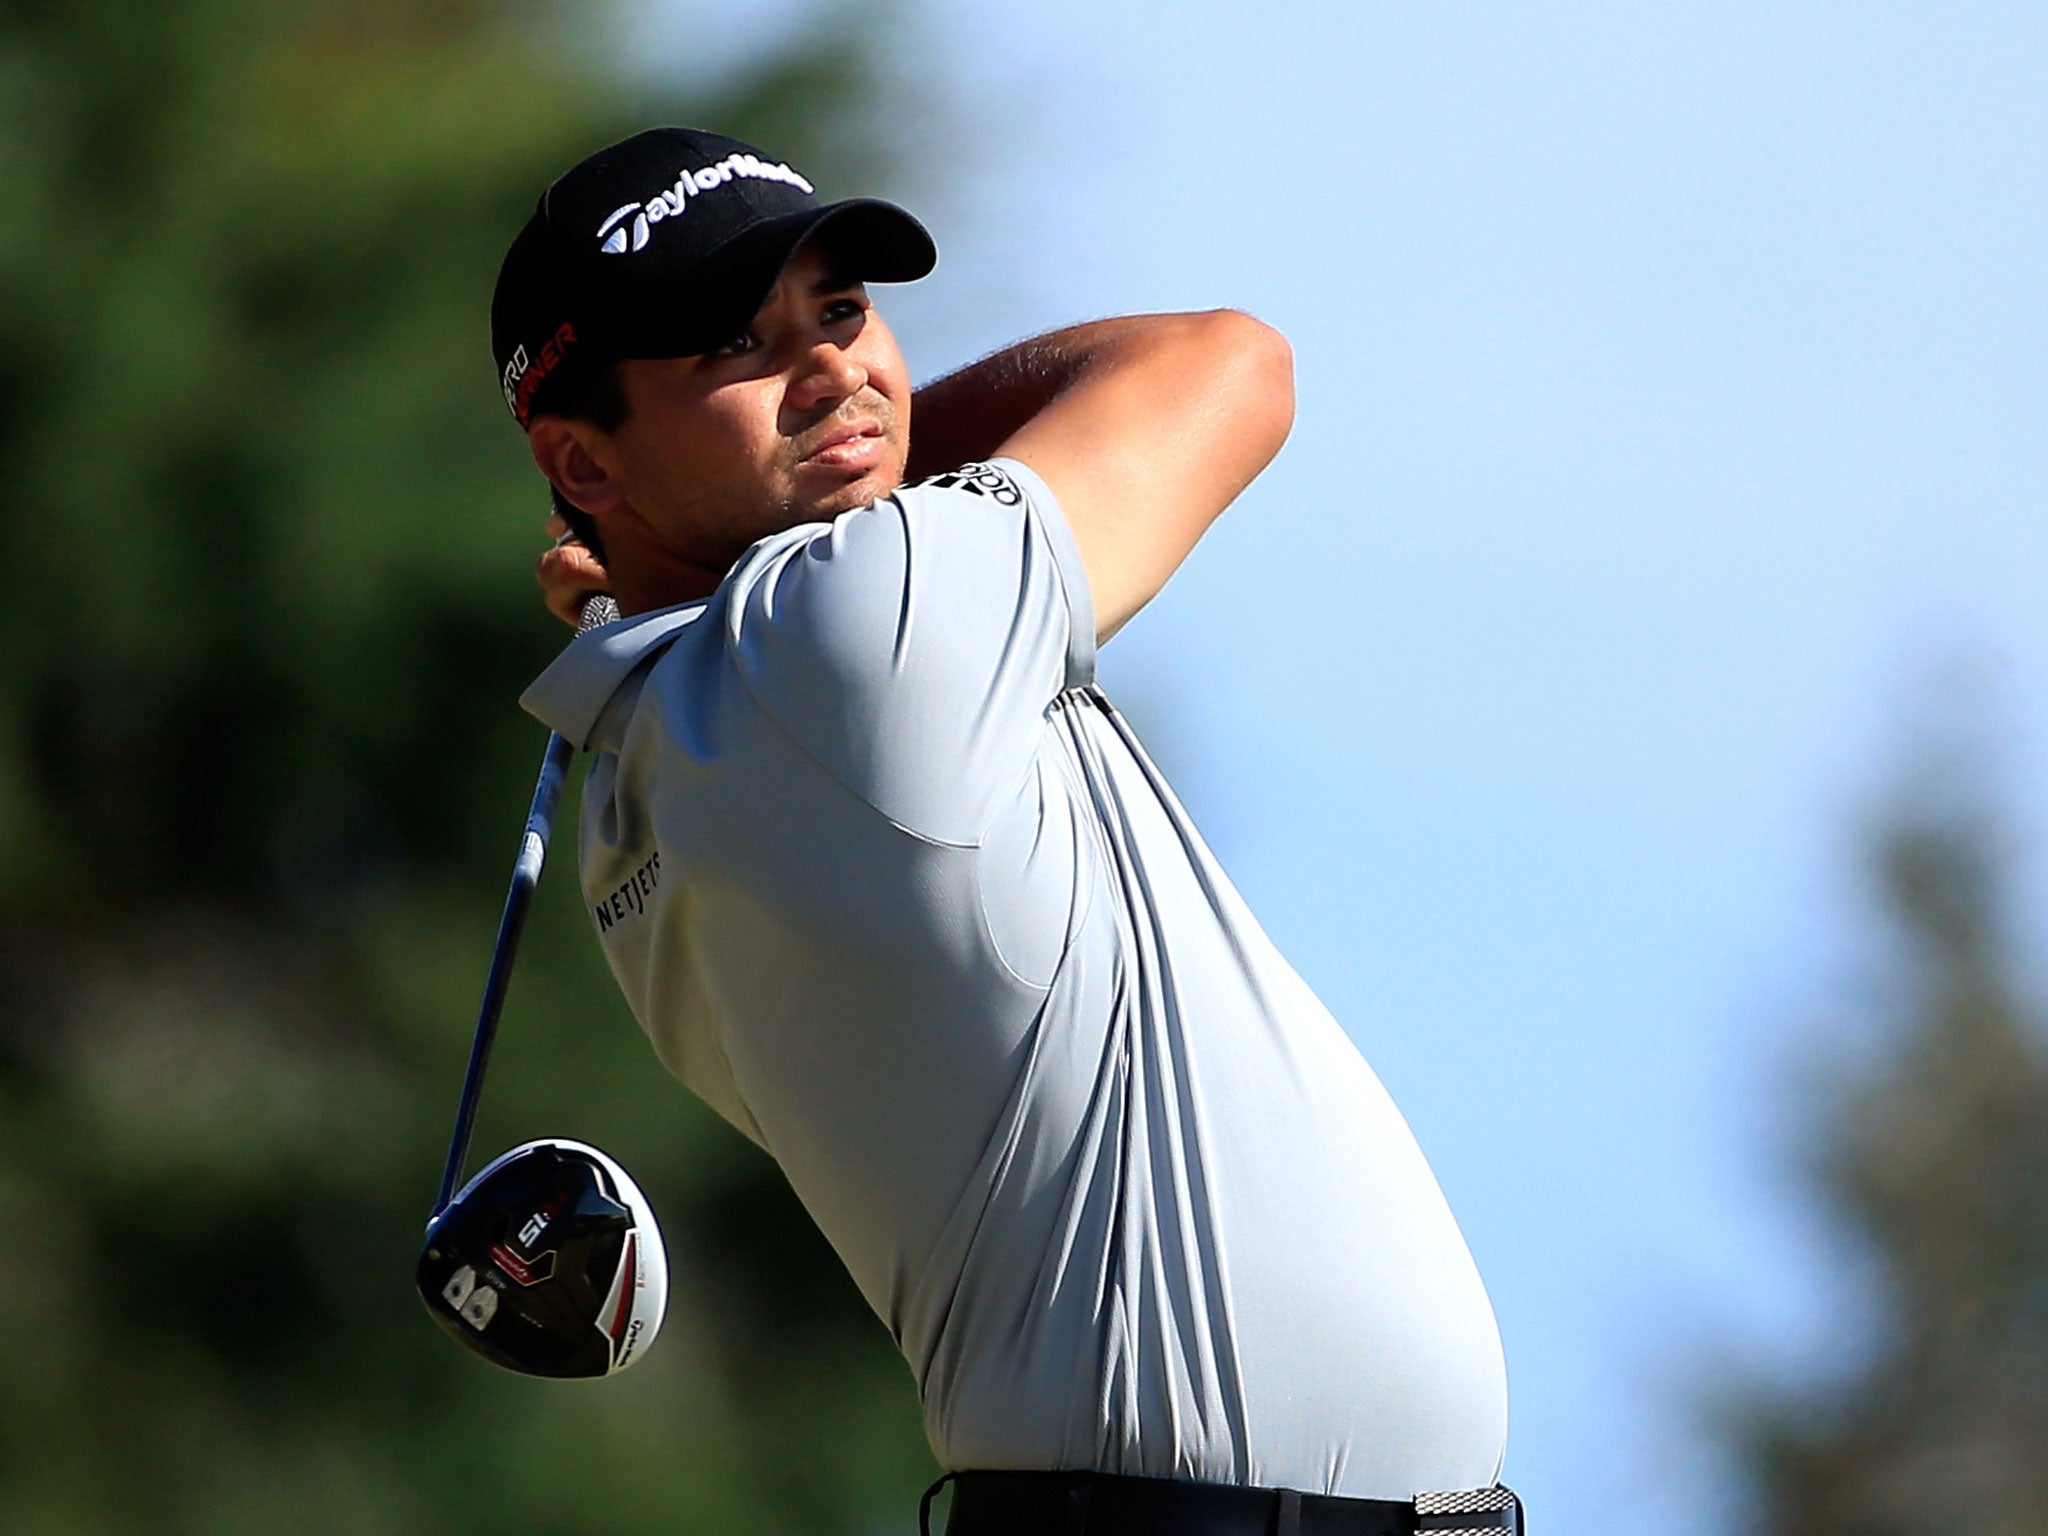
[710,332,757,359]
[822,297,866,325]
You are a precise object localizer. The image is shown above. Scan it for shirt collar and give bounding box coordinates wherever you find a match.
[520,601,705,749]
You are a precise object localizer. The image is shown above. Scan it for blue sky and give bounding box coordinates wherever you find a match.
[640,4,2048,1529]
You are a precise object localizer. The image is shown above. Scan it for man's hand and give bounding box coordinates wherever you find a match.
[910,312,1294,642]
[537,511,615,627]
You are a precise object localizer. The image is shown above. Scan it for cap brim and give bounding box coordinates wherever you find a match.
[609,199,936,360]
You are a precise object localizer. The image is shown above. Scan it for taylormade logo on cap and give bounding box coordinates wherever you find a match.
[596,152,817,255]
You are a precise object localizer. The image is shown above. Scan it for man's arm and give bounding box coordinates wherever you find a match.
[537,313,1294,635]
[908,312,1294,641]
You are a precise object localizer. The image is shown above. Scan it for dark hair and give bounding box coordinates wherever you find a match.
[528,356,630,562]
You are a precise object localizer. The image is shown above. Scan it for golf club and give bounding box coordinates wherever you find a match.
[416,591,671,1378]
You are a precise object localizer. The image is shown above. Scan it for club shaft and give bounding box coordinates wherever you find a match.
[433,591,618,1216]
[433,730,576,1214]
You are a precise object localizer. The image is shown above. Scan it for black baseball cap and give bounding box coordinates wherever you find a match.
[491,127,936,427]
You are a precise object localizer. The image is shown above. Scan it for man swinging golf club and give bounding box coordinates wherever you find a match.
[498,126,1520,1536]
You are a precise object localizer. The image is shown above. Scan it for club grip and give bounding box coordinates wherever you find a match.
[575,593,620,631]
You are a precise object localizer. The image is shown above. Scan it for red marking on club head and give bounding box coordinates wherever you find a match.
[489,1242,538,1286]
[607,1233,638,1342]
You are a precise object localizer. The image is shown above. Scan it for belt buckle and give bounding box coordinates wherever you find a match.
[1413,1486,1522,1536]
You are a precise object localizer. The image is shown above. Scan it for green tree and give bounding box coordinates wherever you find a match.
[0,3,936,1531]
[1727,774,2048,1535]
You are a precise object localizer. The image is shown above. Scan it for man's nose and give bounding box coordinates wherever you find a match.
[789,339,867,410]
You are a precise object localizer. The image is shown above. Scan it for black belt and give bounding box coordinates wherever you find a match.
[923,1471,1524,1536]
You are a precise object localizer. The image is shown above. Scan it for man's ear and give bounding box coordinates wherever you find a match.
[528,416,625,521]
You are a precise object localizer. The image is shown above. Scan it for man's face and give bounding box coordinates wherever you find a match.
[599,241,911,571]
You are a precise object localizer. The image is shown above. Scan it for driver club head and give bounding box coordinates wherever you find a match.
[418,1138,668,1378]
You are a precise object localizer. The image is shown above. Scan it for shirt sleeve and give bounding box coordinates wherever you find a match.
[721,457,1096,845]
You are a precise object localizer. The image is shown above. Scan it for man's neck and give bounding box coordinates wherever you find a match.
[608,536,726,615]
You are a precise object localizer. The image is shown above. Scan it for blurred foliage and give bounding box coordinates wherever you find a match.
[0,2,937,1531]
[1725,776,2048,1535]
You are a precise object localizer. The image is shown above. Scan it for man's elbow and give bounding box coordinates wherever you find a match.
[1195,309,1295,466]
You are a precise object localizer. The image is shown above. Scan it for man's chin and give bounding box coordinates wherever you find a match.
[797,464,905,520]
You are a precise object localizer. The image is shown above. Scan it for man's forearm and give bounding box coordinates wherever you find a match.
[907,308,1291,641]
[905,319,1155,480]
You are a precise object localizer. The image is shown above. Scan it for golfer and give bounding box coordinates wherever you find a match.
[501,127,1518,1536]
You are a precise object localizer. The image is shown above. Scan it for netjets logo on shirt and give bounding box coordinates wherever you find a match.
[596,153,816,254]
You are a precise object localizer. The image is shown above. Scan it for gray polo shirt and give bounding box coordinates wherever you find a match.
[522,458,1507,1498]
